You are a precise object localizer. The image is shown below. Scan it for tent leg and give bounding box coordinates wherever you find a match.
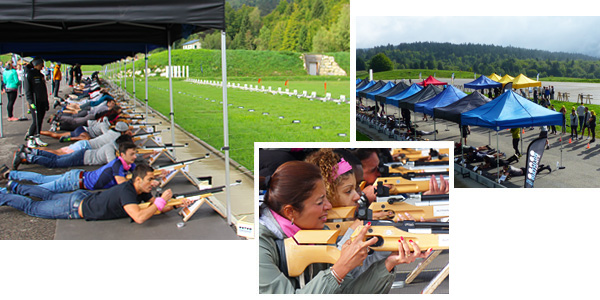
[434,119,437,140]
[145,49,149,120]
[132,56,136,110]
[497,129,500,181]
[559,134,565,169]
[168,32,176,159]
[221,30,232,225]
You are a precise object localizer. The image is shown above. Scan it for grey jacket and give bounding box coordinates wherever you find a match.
[258,207,395,294]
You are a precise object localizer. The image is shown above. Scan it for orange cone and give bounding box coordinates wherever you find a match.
[569,138,572,144]
[587,143,590,149]
[522,129,525,134]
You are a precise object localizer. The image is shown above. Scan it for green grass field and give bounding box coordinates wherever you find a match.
[120,78,350,170]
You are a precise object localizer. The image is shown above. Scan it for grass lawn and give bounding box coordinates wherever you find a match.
[120,78,350,170]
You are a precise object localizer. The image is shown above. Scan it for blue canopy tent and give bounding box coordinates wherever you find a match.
[464,75,502,90]
[461,90,562,130]
[414,85,467,140]
[356,80,376,97]
[385,83,422,106]
[356,78,371,90]
[357,80,385,99]
[374,81,409,104]
[365,81,394,100]
[461,90,563,181]
[415,85,467,116]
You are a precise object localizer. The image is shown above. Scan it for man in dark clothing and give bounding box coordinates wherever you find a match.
[23,58,50,147]
[73,64,83,85]
[0,163,190,224]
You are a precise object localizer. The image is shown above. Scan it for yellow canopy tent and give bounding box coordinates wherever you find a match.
[511,73,542,89]
[488,73,502,82]
[497,74,514,85]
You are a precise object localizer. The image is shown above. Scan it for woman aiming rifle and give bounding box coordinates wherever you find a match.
[258,161,431,294]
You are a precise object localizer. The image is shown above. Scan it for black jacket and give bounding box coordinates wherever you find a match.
[23,64,49,111]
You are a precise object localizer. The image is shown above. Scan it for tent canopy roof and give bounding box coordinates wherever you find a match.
[433,90,491,124]
[461,90,563,130]
[464,75,502,90]
[414,85,467,116]
[416,75,448,86]
[385,83,423,105]
[511,73,542,89]
[0,0,225,64]
[488,73,502,81]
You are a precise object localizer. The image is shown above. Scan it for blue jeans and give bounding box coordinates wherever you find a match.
[9,169,84,193]
[27,148,85,168]
[0,185,89,219]
[68,140,91,152]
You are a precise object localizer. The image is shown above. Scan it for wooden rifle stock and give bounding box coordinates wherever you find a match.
[374,177,430,194]
[350,220,449,252]
[283,220,449,277]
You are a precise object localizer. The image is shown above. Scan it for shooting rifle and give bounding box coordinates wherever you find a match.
[378,164,449,179]
[132,129,170,146]
[136,143,189,164]
[281,220,449,277]
[391,148,449,162]
[326,194,449,234]
[155,154,210,188]
[138,180,242,220]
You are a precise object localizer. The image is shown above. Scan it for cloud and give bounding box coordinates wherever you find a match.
[356,16,600,58]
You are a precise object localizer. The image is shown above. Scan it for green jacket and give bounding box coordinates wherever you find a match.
[2,69,20,90]
[258,208,395,294]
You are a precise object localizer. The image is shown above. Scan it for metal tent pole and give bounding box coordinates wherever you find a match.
[145,49,149,120]
[132,55,136,109]
[222,30,232,225]
[168,31,176,158]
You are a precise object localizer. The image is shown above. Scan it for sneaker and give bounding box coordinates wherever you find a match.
[7,117,19,121]
[34,137,48,147]
[6,180,17,193]
[59,136,71,143]
[49,122,57,132]
[18,144,31,155]
[12,151,25,170]
[26,137,37,148]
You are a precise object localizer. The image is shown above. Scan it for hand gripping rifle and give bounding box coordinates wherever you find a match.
[137,180,242,217]
[280,220,449,278]
[325,194,449,234]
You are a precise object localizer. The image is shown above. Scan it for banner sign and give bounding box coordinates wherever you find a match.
[524,137,547,188]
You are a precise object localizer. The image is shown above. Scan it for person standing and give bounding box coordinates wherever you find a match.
[570,108,578,140]
[23,57,50,147]
[67,65,74,87]
[2,63,20,121]
[52,63,62,98]
[588,111,597,143]
[580,107,590,140]
[73,64,82,85]
[510,128,521,157]
[577,102,586,134]
[559,105,567,135]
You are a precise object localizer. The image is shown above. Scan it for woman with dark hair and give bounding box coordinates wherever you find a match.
[259,160,430,294]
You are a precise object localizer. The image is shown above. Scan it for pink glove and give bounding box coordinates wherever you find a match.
[154,197,167,211]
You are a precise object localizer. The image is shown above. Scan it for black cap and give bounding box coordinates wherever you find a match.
[31,58,44,66]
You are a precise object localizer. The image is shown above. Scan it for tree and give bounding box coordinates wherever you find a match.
[369,53,394,73]
[357,57,366,71]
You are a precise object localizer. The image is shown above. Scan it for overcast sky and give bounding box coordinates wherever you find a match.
[356,16,600,58]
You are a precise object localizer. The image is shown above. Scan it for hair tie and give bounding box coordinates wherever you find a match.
[332,158,353,180]
[263,175,272,201]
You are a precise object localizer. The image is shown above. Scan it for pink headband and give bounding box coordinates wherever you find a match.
[333,158,353,180]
